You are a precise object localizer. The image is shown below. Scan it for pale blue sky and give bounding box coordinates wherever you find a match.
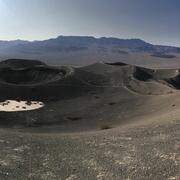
[0,0,180,46]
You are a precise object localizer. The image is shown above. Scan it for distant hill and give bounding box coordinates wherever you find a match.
[0,40,29,50]
[0,36,180,66]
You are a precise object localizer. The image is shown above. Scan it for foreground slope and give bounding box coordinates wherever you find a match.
[0,115,179,179]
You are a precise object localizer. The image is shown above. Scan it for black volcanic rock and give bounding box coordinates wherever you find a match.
[0,59,108,101]
[0,59,46,69]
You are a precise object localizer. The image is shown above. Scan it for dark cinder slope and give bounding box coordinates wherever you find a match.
[0,59,180,131]
[0,59,107,101]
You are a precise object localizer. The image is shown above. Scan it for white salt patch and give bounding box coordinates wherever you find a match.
[0,100,44,112]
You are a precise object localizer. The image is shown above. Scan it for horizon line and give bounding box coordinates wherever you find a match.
[0,35,179,48]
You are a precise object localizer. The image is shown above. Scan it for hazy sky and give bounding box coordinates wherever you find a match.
[0,0,180,46]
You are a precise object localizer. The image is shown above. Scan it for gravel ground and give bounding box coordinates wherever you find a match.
[0,118,179,180]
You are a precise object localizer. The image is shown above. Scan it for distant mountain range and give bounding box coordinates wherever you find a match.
[0,36,180,66]
[0,36,180,53]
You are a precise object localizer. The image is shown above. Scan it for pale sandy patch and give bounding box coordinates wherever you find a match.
[0,100,44,112]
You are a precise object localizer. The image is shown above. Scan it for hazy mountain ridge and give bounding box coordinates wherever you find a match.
[0,40,29,50]
[1,36,180,67]
[0,36,180,54]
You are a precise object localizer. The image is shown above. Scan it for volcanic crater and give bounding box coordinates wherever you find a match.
[0,59,180,133]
